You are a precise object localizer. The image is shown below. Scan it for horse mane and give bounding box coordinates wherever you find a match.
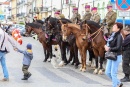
[67,23,80,29]
[60,18,72,23]
[27,23,42,29]
[36,20,44,24]
[86,20,101,28]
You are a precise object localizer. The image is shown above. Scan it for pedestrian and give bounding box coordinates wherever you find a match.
[15,43,33,80]
[104,23,123,87]
[121,26,130,82]
[0,24,17,81]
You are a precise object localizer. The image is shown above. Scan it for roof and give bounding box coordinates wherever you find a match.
[0,1,10,5]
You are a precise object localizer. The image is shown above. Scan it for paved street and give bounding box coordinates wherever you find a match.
[0,37,130,87]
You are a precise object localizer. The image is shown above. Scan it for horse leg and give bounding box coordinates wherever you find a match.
[74,43,80,69]
[79,49,83,71]
[67,46,73,64]
[82,48,87,72]
[48,45,52,62]
[61,42,68,65]
[43,48,47,62]
[42,42,49,62]
[93,49,99,74]
[59,42,68,66]
[98,48,105,75]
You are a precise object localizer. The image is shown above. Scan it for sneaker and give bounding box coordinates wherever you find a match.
[119,83,123,87]
[27,73,32,79]
[2,78,9,81]
[21,77,28,80]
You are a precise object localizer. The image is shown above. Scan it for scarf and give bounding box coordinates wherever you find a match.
[107,32,116,46]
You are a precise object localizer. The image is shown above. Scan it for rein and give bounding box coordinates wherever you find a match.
[89,26,103,39]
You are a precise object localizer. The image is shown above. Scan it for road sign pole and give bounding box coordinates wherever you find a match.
[123,17,125,29]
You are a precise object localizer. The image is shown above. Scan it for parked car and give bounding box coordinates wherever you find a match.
[8,24,26,36]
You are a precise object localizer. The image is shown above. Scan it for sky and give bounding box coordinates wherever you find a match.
[0,0,7,2]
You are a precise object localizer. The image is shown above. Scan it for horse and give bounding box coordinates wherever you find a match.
[25,23,58,62]
[45,17,80,68]
[80,20,106,74]
[61,23,90,72]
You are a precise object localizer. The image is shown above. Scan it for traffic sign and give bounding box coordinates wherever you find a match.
[116,0,130,10]
[118,11,130,17]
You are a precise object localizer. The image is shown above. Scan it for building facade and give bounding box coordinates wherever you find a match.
[9,0,130,24]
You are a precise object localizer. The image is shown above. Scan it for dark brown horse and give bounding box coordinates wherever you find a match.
[25,23,58,62]
[61,23,90,72]
[80,20,106,74]
[45,17,80,68]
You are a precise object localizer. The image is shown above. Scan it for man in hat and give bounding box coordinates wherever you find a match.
[54,11,61,19]
[57,10,65,19]
[90,7,100,24]
[102,4,117,34]
[121,26,130,82]
[82,5,92,22]
[33,16,37,22]
[70,7,81,23]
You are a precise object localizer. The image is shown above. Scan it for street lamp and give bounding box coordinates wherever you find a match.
[93,0,94,7]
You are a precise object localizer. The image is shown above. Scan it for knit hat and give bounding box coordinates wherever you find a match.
[26,43,32,49]
[91,7,97,11]
[85,5,90,9]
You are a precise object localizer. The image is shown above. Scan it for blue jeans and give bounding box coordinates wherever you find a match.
[0,52,9,79]
[105,55,122,87]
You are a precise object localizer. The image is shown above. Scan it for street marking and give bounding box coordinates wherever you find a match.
[60,68,100,84]
[35,67,69,83]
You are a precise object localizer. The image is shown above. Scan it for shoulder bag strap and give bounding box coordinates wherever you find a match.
[0,31,5,49]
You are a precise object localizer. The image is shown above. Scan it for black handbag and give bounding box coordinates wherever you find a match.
[105,51,117,61]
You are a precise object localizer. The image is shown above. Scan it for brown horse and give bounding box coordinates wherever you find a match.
[61,23,90,72]
[80,20,106,74]
[25,23,58,62]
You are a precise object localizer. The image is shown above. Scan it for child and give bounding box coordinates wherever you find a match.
[16,43,33,80]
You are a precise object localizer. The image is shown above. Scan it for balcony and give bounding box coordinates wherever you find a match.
[17,0,26,7]
[40,7,48,12]
[16,13,25,17]
[34,7,40,14]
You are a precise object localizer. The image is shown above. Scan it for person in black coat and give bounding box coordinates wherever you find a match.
[121,26,130,82]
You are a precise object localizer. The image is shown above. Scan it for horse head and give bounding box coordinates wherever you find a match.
[80,24,90,36]
[61,23,74,41]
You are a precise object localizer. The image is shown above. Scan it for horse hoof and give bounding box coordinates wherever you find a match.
[79,67,82,71]
[59,61,64,67]
[71,62,74,65]
[98,70,103,75]
[43,59,47,62]
[82,68,86,72]
[93,69,98,74]
[75,65,78,69]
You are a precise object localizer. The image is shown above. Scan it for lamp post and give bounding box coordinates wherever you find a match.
[68,0,71,19]
[51,0,52,15]
[93,0,94,7]
[61,0,63,13]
